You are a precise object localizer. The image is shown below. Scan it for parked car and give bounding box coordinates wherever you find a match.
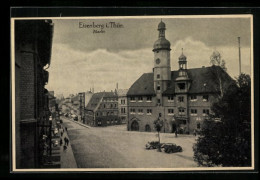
[73,116,78,121]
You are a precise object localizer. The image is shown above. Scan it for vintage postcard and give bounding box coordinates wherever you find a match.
[11,15,254,172]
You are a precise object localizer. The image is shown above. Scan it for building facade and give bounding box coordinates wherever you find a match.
[85,91,120,127]
[127,21,234,134]
[117,89,128,124]
[15,20,54,168]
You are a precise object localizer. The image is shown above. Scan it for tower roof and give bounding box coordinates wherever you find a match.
[158,20,166,30]
[179,48,187,61]
[153,20,171,51]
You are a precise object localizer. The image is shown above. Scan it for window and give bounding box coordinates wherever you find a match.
[121,99,125,104]
[130,97,135,102]
[103,104,106,108]
[147,109,152,115]
[178,83,185,90]
[157,99,161,104]
[179,108,185,115]
[168,109,174,114]
[157,74,160,79]
[168,95,174,102]
[121,108,126,114]
[159,113,162,117]
[178,96,184,102]
[96,112,99,116]
[130,108,136,114]
[157,85,160,91]
[203,95,209,102]
[147,96,152,102]
[138,96,143,102]
[203,109,210,116]
[138,109,143,114]
[107,120,110,124]
[190,95,197,101]
[114,104,117,108]
[107,112,110,116]
[191,109,197,116]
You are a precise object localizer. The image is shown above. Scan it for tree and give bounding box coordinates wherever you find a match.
[209,51,227,98]
[193,73,251,167]
[154,118,164,151]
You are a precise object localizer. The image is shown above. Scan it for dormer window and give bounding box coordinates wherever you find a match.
[203,95,209,102]
[178,83,185,90]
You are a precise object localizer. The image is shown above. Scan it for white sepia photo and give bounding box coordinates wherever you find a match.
[11,15,254,171]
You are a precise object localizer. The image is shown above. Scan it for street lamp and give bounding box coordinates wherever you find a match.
[49,116,52,156]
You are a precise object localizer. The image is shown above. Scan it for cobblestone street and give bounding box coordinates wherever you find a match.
[61,117,197,168]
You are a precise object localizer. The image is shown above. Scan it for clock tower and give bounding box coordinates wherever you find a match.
[153,20,171,105]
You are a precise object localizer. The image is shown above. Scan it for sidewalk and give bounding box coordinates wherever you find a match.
[60,125,78,168]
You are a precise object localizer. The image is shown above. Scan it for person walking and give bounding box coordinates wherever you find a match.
[60,138,63,146]
[61,131,63,137]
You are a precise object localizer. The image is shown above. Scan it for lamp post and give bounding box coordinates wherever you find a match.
[49,115,52,156]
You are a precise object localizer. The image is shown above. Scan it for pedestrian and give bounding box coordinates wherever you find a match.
[60,138,63,146]
[64,137,67,145]
[63,145,67,151]
[193,129,197,136]
[61,131,63,137]
[175,130,178,137]
[65,137,68,146]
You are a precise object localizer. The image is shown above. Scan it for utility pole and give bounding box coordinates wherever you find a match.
[238,37,241,75]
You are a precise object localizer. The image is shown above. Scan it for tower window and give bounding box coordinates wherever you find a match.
[178,108,185,115]
[178,83,185,90]
[168,109,174,114]
[178,96,184,102]
[157,74,160,79]
[147,109,152,115]
[191,109,197,116]
[157,85,160,91]
[168,95,174,102]
[157,99,161,104]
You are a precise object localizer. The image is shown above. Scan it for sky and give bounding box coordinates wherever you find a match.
[45,16,252,97]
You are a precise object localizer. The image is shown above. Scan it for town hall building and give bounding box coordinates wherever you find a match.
[126,21,234,134]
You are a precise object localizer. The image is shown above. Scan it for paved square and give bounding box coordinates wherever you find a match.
[62,117,197,168]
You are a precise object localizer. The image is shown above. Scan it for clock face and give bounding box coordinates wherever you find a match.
[156,58,161,64]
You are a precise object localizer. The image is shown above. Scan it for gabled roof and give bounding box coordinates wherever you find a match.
[127,66,234,96]
[127,73,156,96]
[86,91,117,111]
